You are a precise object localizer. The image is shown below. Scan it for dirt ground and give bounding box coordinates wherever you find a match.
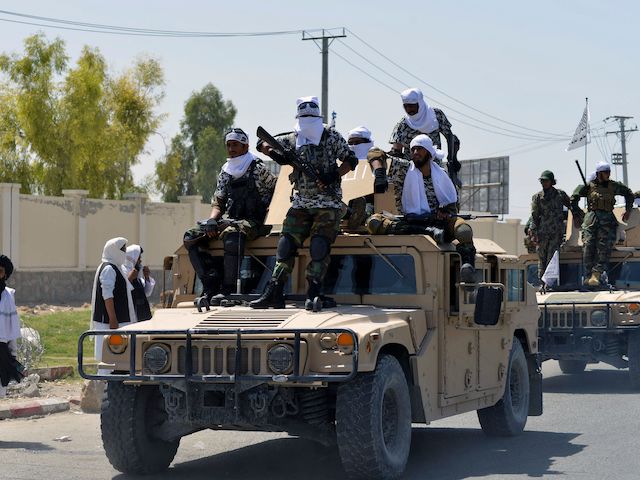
[17,304,91,316]
[1,378,83,405]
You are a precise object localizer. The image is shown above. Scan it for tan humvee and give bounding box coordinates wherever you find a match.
[525,207,640,388]
[79,166,542,479]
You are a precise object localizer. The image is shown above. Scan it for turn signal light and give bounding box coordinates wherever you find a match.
[107,334,128,354]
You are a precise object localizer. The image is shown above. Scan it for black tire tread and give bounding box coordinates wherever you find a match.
[101,382,179,475]
[336,354,411,480]
[477,340,529,437]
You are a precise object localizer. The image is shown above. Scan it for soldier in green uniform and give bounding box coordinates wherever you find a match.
[523,217,537,254]
[530,170,571,282]
[570,161,634,287]
[250,96,358,310]
[183,128,276,306]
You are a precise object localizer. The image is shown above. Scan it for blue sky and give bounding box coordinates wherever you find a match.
[1,0,638,220]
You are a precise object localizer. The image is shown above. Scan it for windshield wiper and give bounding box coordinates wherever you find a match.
[363,238,404,279]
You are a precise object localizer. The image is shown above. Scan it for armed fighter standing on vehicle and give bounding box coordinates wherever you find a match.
[250,96,358,311]
[570,161,634,287]
[183,128,276,307]
[530,170,571,284]
[366,134,476,283]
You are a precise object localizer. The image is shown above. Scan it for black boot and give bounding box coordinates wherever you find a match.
[458,246,477,285]
[305,280,322,311]
[249,280,285,309]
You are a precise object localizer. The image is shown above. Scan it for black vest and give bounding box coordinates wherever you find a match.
[93,262,131,324]
[130,276,152,321]
[227,161,267,223]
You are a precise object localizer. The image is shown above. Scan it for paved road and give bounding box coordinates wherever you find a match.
[1,361,638,480]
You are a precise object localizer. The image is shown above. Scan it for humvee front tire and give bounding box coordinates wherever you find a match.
[477,340,529,437]
[336,354,411,480]
[101,382,180,474]
[628,332,640,389]
[558,359,587,374]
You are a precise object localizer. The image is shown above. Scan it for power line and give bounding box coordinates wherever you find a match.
[346,28,571,139]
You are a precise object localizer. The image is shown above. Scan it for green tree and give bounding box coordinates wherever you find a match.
[0,34,165,198]
[155,83,236,203]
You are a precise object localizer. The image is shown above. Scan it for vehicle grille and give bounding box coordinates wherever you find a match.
[539,310,589,328]
[195,309,295,329]
[176,345,262,375]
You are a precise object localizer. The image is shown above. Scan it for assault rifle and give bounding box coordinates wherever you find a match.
[403,212,499,224]
[256,126,334,189]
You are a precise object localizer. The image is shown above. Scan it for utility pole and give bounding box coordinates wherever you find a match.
[302,28,346,123]
[606,116,638,186]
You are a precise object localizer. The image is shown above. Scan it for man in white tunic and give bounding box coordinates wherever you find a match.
[0,254,22,398]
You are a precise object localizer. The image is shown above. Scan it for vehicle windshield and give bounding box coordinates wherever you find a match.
[527,263,584,290]
[613,261,640,289]
[527,259,640,291]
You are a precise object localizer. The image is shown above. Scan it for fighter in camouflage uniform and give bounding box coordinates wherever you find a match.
[389,87,461,185]
[365,135,477,284]
[530,170,571,282]
[570,161,634,287]
[183,128,276,306]
[250,96,358,310]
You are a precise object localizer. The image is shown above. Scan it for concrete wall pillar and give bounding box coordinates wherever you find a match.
[62,189,89,269]
[179,195,205,225]
[0,183,21,267]
[124,192,148,248]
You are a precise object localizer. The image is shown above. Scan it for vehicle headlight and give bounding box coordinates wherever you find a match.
[143,344,171,374]
[627,303,640,315]
[590,310,608,327]
[106,334,128,354]
[267,344,294,374]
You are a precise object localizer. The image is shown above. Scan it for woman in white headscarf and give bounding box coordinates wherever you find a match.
[90,237,137,371]
[124,245,154,321]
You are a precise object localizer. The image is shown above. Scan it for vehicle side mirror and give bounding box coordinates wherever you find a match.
[473,286,503,326]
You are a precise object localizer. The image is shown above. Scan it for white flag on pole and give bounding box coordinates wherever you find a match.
[541,250,560,287]
[566,105,590,151]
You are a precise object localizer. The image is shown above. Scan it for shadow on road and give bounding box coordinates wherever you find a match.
[113,428,584,480]
[0,440,55,451]
[544,368,635,394]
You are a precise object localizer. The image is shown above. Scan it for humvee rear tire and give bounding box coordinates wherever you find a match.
[558,360,587,374]
[336,354,411,480]
[101,382,180,474]
[628,332,640,389]
[477,340,529,437]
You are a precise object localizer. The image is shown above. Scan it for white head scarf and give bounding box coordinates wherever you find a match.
[225,129,249,145]
[294,95,324,148]
[402,135,457,215]
[596,161,611,173]
[347,126,374,160]
[125,244,142,272]
[400,88,439,134]
[102,237,127,266]
[222,129,255,178]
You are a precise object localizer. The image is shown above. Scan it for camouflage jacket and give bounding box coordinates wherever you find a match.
[277,127,355,210]
[389,108,453,165]
[530,187,570,238]
[570,180,634,213]
[212,159,277,214]
[388,156,457,215]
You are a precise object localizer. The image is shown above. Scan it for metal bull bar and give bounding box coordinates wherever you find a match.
[78,328,359,383]
[540,301,640,332]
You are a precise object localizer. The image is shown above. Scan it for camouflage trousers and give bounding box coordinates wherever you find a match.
[183,219,262,295]
[272,207,342,284]
[582,211,618,274]
[536,233,563,280]
[366,213,476,265]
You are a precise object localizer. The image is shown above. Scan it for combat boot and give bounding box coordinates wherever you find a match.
[249,280,285,309]
[586,271,601,287]
[305,280,322,311]
[459,246,477,285]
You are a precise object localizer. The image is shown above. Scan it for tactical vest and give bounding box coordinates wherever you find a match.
[587,181,616,212]
[130,277,152,321]
[285,129,340,197]
[226,161,267,223]
[92,263,130,324]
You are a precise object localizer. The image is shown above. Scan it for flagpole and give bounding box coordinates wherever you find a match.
[584,97,589,176]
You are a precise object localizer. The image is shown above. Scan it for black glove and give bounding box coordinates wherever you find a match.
[318,170,340,187]
[374,167,388,193]
[268,149,290,166]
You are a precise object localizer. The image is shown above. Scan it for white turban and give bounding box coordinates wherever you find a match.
[348,126,373,142]
[225,128,249,145]
[596,161,611,173]
[102,237,128,266]
[400,88,439,134]
[296,96,321,118]
[409,134,445,162]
